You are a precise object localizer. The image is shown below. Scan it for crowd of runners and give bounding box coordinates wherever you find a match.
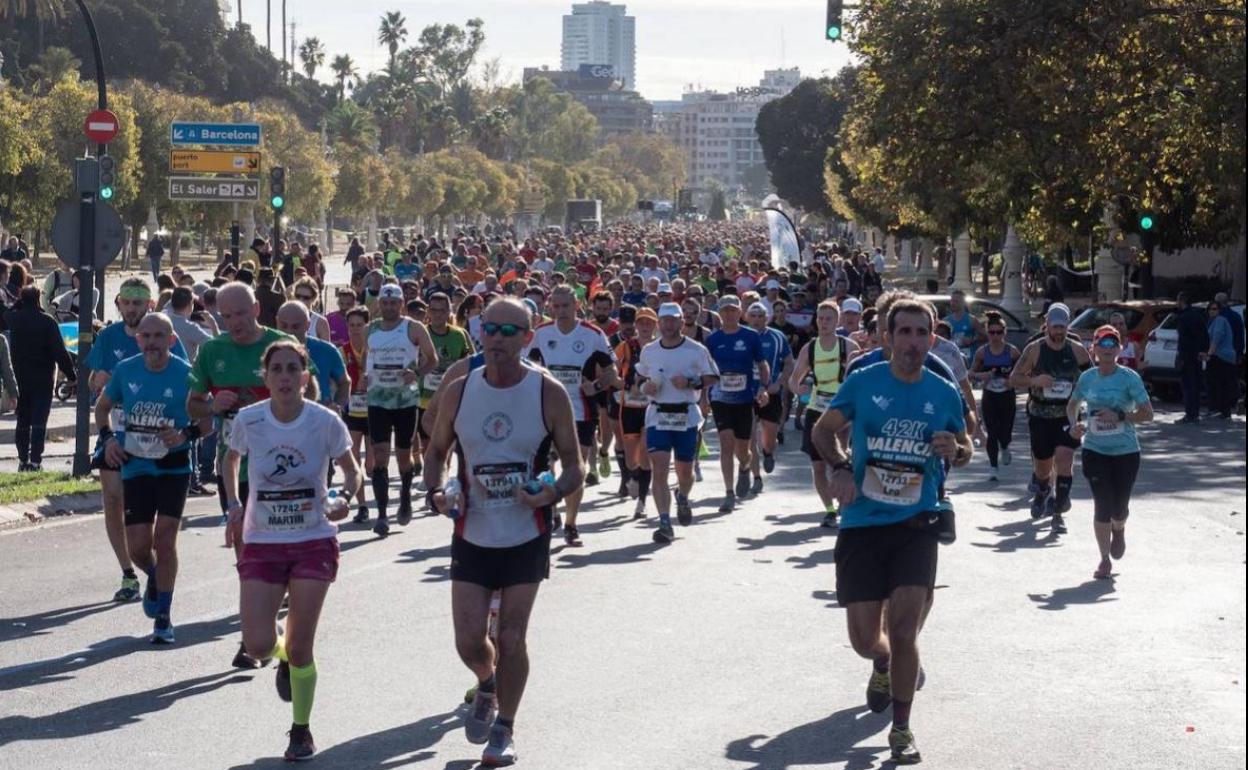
[80,220,1163,765]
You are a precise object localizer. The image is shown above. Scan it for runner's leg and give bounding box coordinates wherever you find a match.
[495,582,541,721]
[453,580,498,685]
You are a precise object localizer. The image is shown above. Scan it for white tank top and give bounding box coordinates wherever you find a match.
[365,318,420,408]
[452,367,552,548]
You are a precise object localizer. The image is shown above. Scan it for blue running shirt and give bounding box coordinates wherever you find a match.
[706,327,766,404]
[103,355,194,479]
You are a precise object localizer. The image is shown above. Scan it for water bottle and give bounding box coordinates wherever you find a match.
[326,488,349,521]
[444,478,462,520]
[523,471,556,495]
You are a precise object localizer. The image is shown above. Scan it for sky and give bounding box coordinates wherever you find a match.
[233,0,855,101]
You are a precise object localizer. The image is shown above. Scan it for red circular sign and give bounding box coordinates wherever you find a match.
[83,109,119,144]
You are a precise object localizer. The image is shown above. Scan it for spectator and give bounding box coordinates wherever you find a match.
[0,331,18,415]
[41,262,74,311]
[1214,291,1244,364]
[1042,274,1064,313]
[3,286,76,470]
[50,271,101,321]
[1203,299,1237,419]
[0,236,26,262]
[345,236,365,271]
[255,267,285,327]
[1175,292,1211,424]
[145,233,165,281]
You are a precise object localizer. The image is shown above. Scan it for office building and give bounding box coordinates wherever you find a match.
[561,2,636,91]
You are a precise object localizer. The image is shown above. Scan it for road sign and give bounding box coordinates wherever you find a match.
[170,149,262,174]
[51,200,126,269]
[83,109,119,144]
[170,121,262,147]
[168,176,260,202]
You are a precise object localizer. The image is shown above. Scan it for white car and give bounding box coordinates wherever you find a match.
[1141,302,1244,400]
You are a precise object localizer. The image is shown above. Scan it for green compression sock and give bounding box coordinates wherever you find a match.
[290,661,317,726]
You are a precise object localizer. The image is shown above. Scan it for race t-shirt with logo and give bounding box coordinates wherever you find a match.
[420,325,473,408]
[305,336,347,407]
[636,337,719,431]
[86,321,189,445]
[756,326,792,390]
[341,340,369,419]
[528,320,614,422]
[845,348,969,415]
[103,355,193,480]
[229,400,352,545]
[365,318,421,409]
[829,361,966,529]
[1071,365,1149,455]
[1027,340,1082,419]
[706,326,766,404]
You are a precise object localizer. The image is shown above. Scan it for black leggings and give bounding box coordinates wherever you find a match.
[15,371,55,464]
[1081,450,1140,523]
[980,389,1016,467]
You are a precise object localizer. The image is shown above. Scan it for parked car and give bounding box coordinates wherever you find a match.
[916,295,1033,352]
[1068,300,1176,351]
[1141,302,1245,400]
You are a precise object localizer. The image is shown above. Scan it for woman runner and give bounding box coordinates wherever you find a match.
[969,312,1021,480]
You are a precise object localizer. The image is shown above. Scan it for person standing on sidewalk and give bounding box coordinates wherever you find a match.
[1174,292,1210,424]
[4,286,74,471]
[145,233,165,282]
[0,331,17,415]
[1202,299,1238,419]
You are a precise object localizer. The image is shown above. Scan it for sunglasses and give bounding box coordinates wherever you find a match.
[296,294,316,301]
[481,321,529,337]
[987,329,1004,336]
[1096,337,1120,348]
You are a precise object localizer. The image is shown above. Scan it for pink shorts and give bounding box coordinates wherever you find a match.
[237,537,340,584]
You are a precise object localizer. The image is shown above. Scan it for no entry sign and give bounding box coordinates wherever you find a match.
[83,109,119,144]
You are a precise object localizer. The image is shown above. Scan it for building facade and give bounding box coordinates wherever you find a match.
[560,2,637,91]
[524,65,653,138]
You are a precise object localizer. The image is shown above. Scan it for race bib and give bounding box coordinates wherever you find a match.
[655,408,688,431]
[473,462,528,508]
[985,377,1011,393]
[123,425,168,459]
[255,488,316,531]
[624,390,649,409]
[348,392,368,416]
[1042,380,1073,400]
[812,390,836,413]
[861,460,924,506]
[720,372,748,393]
[371,364,404,389]
[423,371,445,391]
[110,407,126,434]
[1088,416,1124,436]
[550,366,583,389]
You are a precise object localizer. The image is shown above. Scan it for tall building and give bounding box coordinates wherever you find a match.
[524,66,653,138]
[669,69,800,190]
[561,2,636,91]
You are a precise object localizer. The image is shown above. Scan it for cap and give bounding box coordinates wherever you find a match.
[192,282,210,298]
[522,298,539,317]
[1093,324,1121,346]
[635,307,659,323]
[764,279,781,290]
[747,302,770,316]
[378,284,403,300]
[718,295,742,309]
[841,297,863,314]
[1046,302,1071,327]
[657,302,683,319]
[658,283,673,294]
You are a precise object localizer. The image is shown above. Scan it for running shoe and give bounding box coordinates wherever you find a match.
[551,511,562,533]
[750,476,764,495]
[373,514,390,538]
[396,500,413,526]
[352,505,369,524]
[142,574,159,618]
[1094,559,1112,580]
[284,724,316,762]
[1054,494,1072,515]
[598,453,612,478]
[276,660,292,702]
[653,522,675,543]
[633,500,646,520]
[464,687,496,744]
[481,722,517,767]
[564,526,582,547]
[1001,446,1012,466]
[626,478,639,499]
[585,472,599,487]
[777,430,785,446]
[618,476,631,497]
[232,641,263,669]
[735,471,751,498]
[1110,527,1126,560]
[866,669,892,713]
[820,510,839,529]
[763,453,775,473]
[114,576,141,603]
[718,493,736,514]
[16,462,30,473]
[988,467,998,482]
[676,494,693,526]
[1030,491,1049,520]
[1027,474,1041,495]
[150,614,175,645]
[888,726,922,764]
[1051,512,1067,534]
[693,462,703,482]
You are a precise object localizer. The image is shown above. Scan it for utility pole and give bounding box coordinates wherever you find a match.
[266,0,271,51]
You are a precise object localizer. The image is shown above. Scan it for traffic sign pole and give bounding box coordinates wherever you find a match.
[72,188,95,478]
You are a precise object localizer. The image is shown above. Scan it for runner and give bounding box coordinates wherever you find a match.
[1067,325,1153,579]
[969,312,1021,481]
[187,282,304,668]
[943,289,985,363]
[1009,303,1091,532]
[365,283,438,536]
[94,314,202,643]
[812,298,973,765]
[744,302,793,494]
[527,285,618,546]
[681,296,714,482]
[419,292,474,490]
[606,304,638,495]
[87,277,188,603]
[340,307,374,522]
[276,301,350,415]
[613,307,657,519]
[638,303,719,542]
[425,297,584,767]
[788,301,859,527]
[705,295,771,513]
[223,340,361,762]
[590,291,621,482]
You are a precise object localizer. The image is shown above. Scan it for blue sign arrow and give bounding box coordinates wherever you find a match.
[170,122,262,147]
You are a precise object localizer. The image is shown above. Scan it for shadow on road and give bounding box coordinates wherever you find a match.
[395,544,452,565]
[1028,579,1117,611]
[971,517,1061,553]
[0,669,250,746]
[723,704,890,770]
[0,600,124,645]
[225,709,464,769]
[555,541,666,569]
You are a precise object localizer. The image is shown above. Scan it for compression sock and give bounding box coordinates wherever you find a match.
[478,674,497,694]
[156,590,173,617]
[892,698,912,730]
[495,716,514,730]
[1055,475,1073,508]
[636,469,652,505]
[399,470,414,508]
[874,657,890,674]
[615,450,627,479]
[371,468,389,517]
[122,567,137,580]
[290,661,317,726]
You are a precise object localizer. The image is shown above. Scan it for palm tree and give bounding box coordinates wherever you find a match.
[0,0,63,19]
[327,101,378,149]
[29,45,79,90]
[330,54,358,103]
[298,37,325,79]
[377,11,407,71]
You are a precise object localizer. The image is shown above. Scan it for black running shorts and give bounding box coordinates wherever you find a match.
[575,419,597,447]
[1028,415,1079,461]
[620,406,646,436]
[834,516,939,605]
[754,394,784,424]
[123,474,191,526]
[451,533,552,590]
[368,406,417,449]
[711,401,755,441]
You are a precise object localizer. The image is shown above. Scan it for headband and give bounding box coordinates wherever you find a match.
[118,285,152,301]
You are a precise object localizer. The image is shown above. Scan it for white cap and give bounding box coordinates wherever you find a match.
[747,302,770,316]
[841,297,863,314]
[764,279,781,290]
[658,302,683,319]
[658,283,673,294]
[378,284,403,300]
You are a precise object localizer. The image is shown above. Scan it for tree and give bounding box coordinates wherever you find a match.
[253,100,336,222]
[298,37,325,80]
[593,132,686,198]
[0,0,63,20]
[329,54,357,103]
[326,100,377,149]
[377,10,407,72]
[506,77,598,163]
[27,45,77,91]
[755,77,847,217]
[409,18,484,100]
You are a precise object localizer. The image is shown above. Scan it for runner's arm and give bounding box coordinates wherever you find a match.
[94,391,116,433]
[423,376,464,492]
[788,342,812,392]
[334,448,362,502]
[811,408,850,465]
[1008,343,1039,389]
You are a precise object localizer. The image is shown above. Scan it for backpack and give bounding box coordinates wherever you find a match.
[807,335,848,383]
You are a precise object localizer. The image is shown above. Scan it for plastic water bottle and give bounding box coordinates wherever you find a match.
[445,479,462,520]
[524,471,556,495]
[326,488,349,520]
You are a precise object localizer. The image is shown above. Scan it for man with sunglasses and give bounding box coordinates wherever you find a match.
[290,277,331,341]
[425,298,584,768]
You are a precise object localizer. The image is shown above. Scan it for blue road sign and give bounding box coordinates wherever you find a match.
[171,122,262,147]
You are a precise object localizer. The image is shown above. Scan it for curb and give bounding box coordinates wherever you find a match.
[0,491,102,531]
[0,423,78,446]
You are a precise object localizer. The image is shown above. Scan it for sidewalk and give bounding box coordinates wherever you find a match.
[0,402,81,446]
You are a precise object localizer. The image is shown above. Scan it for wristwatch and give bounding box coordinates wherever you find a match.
[831,461,852,473]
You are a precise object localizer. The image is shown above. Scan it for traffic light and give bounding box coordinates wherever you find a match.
[98,154,116,200]
[269,166,286,211]
[1139,214,1154,231]
[826,0,844,41]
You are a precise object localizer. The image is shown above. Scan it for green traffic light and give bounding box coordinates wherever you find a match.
[827,25,842,39]
[99,186,114,200]
[271,195,284,209]
[1139,215,1154,231]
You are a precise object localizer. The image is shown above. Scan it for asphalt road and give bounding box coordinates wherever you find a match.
[0,407,1243,770]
